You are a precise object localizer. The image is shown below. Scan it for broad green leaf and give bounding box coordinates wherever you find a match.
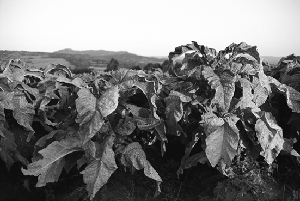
[0,91,14,110]
[202,67,236,112]
[252,77,269,107]
[177,132,207,176]
[13,81,40,102]
[282,138,300,158]
[202,112,239,167]
[86,110,103,139]
[35,158,65,187]
[120,73,160,119]
[268,76,300,113]
[0,128,28,170]
[0,76,12,92]
[76,88,104,140]
[81,134,117,200]
[12,94,35,134]
[281,74,300,91]
[120,142,162,198]
[0,90,36,141]
[114,117,136,136]
[234,42,260,62]
[3,61,26,82]
[39,89,58,111]
[258,65,271,92]
[76,88,97,126]
[82,139,96,159]
[97,86,119,117]
[234,78,256,109]
[22,136,82,186]
[35,130,67,147]
[131,79,160,119]
[119,71,161,119]
[168,41,217,64]
[164,94,184,135]
[255,112,284,164]
[219,42,260,63]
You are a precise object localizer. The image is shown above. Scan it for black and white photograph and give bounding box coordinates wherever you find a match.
[0,0,300,200]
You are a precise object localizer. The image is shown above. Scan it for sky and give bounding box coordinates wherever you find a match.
[0,0,300,57]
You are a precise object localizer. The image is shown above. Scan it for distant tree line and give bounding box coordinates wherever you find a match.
[49,53,167,74]
[105,58,119,72]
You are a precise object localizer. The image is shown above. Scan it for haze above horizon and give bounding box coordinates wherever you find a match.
[0,0,299,57]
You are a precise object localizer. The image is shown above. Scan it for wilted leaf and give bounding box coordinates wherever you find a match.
[255,112,284,164]
[177,132,207,176]
[177,151,207,176]
[121,142,162,197]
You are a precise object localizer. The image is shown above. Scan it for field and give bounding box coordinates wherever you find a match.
[23,56,76,70]
[0,42,300,201]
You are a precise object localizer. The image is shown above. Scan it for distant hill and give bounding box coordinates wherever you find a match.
[261,56,282,65]
[0,49,283,71]
[54,48,165,65]
[55,48,130,56]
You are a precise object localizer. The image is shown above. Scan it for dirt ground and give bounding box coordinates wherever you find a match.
[0,139,294,201]
[0,150,225,201]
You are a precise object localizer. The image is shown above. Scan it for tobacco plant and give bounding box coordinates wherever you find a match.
[0,42,300,200]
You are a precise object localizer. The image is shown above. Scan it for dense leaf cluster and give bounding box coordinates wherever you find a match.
[1,42,300,200]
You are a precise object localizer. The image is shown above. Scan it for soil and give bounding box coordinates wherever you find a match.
[0,139,297,201]
[0,147,225,201]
